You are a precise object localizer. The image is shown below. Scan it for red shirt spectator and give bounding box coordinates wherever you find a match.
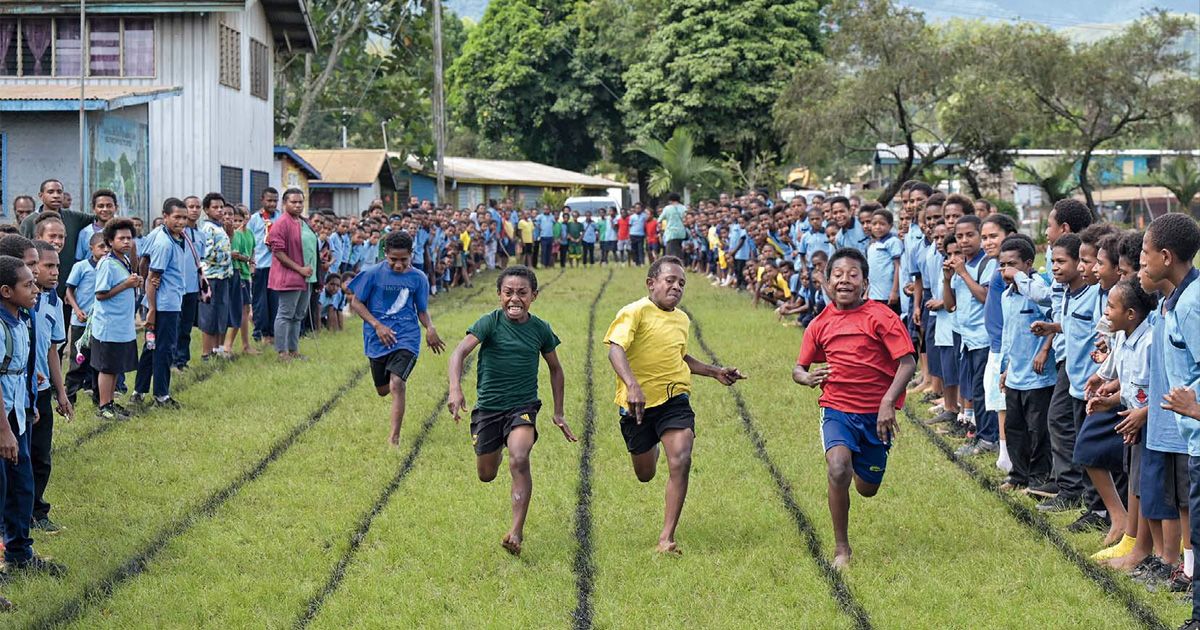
[646,217,659,245]
[266,211,307,291]
[617,216,631,241]
[796,300,914,413]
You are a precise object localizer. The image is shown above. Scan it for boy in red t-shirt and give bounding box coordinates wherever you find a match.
[794,248,916,570]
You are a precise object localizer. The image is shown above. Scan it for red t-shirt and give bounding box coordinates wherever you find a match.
[617,217,631,240]
[796,300,915,414]
[646,218,659,244]
[266,211,307,291]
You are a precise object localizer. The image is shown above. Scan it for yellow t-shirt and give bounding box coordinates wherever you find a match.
[755,268,793,299]
[604,296,692,409]
[460,232,471,250]
[518,219,534,244]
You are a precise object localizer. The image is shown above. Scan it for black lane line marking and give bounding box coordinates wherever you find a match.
[902,404,1168,630]
[571,269,612,630]
[683,306,874,630]
[58,284,493,456]
[540,267,567,291]
[295,356,477,628]
[34,366,369,629]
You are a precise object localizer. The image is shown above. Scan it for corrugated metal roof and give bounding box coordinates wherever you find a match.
[0,84,181,111]
[296,149,389,186]
[397,154,621,188]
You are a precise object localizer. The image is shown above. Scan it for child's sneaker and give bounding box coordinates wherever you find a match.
[154,396,182,410]
[95,404,121,421]
[30,517,64,535]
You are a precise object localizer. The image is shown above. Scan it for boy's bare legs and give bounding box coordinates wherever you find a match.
[98,372,117,408]
[657,428,693,554]
[1086,467,1127,545]
[378,374,406,446]
[826,445,880,570]
[490,425,535,555]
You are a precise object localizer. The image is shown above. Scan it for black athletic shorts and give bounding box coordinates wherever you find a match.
[619,394,695,455]
[470,400,541,456]
[369,349,417,388]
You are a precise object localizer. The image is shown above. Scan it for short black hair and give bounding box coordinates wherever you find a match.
[667,192,681,202]
[982,213,1017,235]
[1146,213,1200,263]
[282,188,305,203]
[1096,233,1121,266]
[872,208,894,226]
[827,196,850,210]
[925,192,946,209]
[496,265,538,293]
[1079,223,1119,248]
[999,234,1035,263]
[810,249,830,263]
[0,225,19,235]
[0,255,28,289]
[383,229,413,252]
[0,234,35,259]
[828,247,868,277]
[104,218,135,245]
[909,182,935,197]
[1053,233,1082,260]
[89,232,107,247]
[647,255,685,279]
[162,197,186,216]
[34,212,64,237]
[91,189,117,208]
[325,273,342,285]
[955,215,982,232]
[202,192,226,209]
[1119,230,1143,270]
[1112,278,1158,319]
[942,233,957,250]
[944,193,975,216]
[261,187,278,200]
[39,179,62,193]
[1051,199,1093,234]
[34,240,57,256]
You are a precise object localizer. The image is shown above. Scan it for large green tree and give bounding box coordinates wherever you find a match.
[622,0,820,162]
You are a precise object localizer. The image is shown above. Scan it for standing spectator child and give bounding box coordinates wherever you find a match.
[64,233,107,404]
[197,194,233,360]
[944,215,999,456]
[866,208,903,312]
[133,199,189,409]
[225,204,258,355]
[348,231,445,446]
[29,241,72,534]
[92,219,142,420]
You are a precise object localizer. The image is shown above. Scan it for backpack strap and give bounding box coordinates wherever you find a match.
[0,317,15,376]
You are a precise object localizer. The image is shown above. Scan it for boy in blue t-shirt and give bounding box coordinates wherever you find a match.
[30,241,72,534]
[133,199,189,409]
[943,215,998,455]
[866,208,903,312]
[65,232,107,404]
[348,231,446,446]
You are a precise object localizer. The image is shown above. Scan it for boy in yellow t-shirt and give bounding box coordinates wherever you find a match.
[604,255,746,555]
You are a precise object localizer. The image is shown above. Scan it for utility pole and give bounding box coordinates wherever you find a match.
[79,0,87,199]
[431,0,446,204]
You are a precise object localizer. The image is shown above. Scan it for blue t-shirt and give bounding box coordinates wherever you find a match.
[535,214,556,239]
[347,263,430,359]
[180,226,204,294]
[75,222,104,264]
[66,256,99,327]
[1146,308,1188,453]
[866,235,903,301]
[628,212,646,237]
[246,210,279,268]
[93,254,138,343]
[319,288,347,311]
[984,268,1007,353]
[142,227,186,312]
[1164,268,1200,455]
[836,217,871,255]
[33,291,66,392]
[950,251,996,351]
[799,231,832,269]
[999,284,1057,390]
[583,221,598,243]
[0,308,32,433]
[412,228,431,266]
[1061,283,1100,399]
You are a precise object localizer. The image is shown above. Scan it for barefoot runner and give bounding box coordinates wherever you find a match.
[793,248,916,570]
[605,255,745,554]
[447,265,577,556]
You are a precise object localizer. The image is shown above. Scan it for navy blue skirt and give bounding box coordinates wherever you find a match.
[1073,406,1125,471]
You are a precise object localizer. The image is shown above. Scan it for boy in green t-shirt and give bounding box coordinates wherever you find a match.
[447,265,576,556]
[225,205,258,355]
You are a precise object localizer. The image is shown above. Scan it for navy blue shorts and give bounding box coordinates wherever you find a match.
[925,318,942,379]
[227,276,245,329]
[939,333,961,387]
[1140,444,1188,520]
[821,408,890,485]
[1073,405,1124,471]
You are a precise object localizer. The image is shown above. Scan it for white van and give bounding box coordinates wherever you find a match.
[564,196,621,216]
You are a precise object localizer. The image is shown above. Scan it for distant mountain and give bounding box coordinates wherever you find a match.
[445,0,489,22]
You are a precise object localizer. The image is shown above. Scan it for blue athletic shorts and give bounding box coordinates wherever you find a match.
[925,318,942,379]
[821,408,890,485]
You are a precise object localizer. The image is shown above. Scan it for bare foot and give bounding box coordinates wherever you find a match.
[387,431,401,447]
[502,533,522,556]
[1106,550,1148,571]
[832,547,852,571]
[1102,526,1124,547]
[243,346,261,356]
[656,540,682,556]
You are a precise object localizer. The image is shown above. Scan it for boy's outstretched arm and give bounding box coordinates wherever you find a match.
[542,350,577,442]
[876,354,917,443]
[608,343,646,423]
[417,310,445,353]
[447,334,480,422]
[683,354,745,386]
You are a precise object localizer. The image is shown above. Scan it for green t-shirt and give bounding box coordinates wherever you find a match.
[468,310,560,411]
[661,203,687,241]
[301,221,319,284]
[567,221,584,240]
[231,229,254,281]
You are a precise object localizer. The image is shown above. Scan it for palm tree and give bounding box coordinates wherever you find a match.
[629,129,724,205]
[1015,159,1078,205]
[1154,157,1200,218]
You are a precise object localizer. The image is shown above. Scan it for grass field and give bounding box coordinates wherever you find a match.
[5,265,1187,628]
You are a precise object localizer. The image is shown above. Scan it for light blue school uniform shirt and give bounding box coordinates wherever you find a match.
[319,288,347,311]
[179,225,203,294]
[999,282,1057,390]
[628,212,646,237]
[0,308,33,433]
[600,217,617,242]
[835,217,871,255]
[247,210,279,269]
[1114,319,1153,412]
[866,235,903,301]
[92,254,138,343]
[1164,268,1200,455]
[65,256,99,327]
[798,231,832,271]
[583,221,598,244]
[1145,308,1188,453]
[921,244,943,324]
[950,250,995,351]
[33,291,66,393]
[141,227,186,312]
[412,228,430,266]
[535,213,556,239]
[1060,282,1100,399]
[346,263,430,358]
[903,223,926,280]
[75,222,105,264]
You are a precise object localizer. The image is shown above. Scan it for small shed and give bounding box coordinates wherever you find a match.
[272,146,321,202]
[295,148,400,216]
[399,155,622,209]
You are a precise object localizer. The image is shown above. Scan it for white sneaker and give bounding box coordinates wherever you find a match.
[928,404,944,415]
